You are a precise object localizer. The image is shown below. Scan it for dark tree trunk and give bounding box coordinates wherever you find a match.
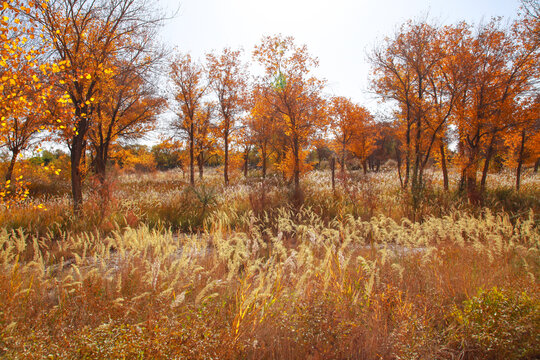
[224,133,229,186]
[93,141,110,185]
[534,158,539,173]
[480,137,495,193]
[331,157,335,194]
[362,159,367,175]
[189,129,195,186]
[465,148,480,205]
[404,123,411,188]
[440,143,449,191]
[243,148,249,178]
[70,131,87,214]
[516,129,526,192]
[198,152,204,180]
[5,148,20,183]
[340,144,346,180]
[262,146,267,179]
[293,137,300,192]
[396,147,404,189]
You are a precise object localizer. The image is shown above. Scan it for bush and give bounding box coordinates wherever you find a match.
[447,287,540,360]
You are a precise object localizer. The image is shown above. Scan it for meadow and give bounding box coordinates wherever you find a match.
[0,168,538,359]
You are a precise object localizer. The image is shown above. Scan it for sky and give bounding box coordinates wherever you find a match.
[158,0,522,114]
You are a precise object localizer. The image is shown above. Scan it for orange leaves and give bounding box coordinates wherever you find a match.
[329,96,375,165]
[206,47,248,184]
[253,35,326,187]
[206,47,248,133]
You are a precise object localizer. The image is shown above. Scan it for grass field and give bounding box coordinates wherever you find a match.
[0,168,538,359]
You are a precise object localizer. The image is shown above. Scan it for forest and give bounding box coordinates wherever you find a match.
[0,0,538,359]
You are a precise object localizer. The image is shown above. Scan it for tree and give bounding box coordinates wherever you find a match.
[504,96,539,191]
[194,101,215,179]
[206,47,248,186]
[247,85,278,179]
[253,35,327,192]
[0,1,53,183]
[89,61,164,185]
[169,53,206,186]
[451,19,538,202]
[328,96,356,178]
[35,0,165,213]
[370,20,444,193]
[349,105,377,174]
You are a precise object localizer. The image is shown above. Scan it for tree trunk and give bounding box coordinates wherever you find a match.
[534,158,539,173]
[440,143,449,191]
[5,148,20,183]
[396,147,404,189]
[516,129,526,192]
[224,133,229,186]
[198,152,204,180]
[362,159,367,175]
[243,148,249,178]
[70,134,86,214]
[404,123,411,188]
[189,129,195,186]
[93,143,109,185]
[464,148,480,205]
[293,137,300,192]
[331,157,335,194]
[480,137,495,193]
[340,143,346,180]
[262,146,267,179]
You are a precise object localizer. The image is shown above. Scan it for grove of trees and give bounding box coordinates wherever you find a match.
[0,0,538,213]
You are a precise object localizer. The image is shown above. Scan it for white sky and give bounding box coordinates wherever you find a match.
[158,0,521,114]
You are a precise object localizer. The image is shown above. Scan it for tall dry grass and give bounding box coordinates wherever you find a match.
[0,168,538,359]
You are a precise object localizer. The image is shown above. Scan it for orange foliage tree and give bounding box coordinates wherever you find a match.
[450,19,538,201]
[206,47,248,186]
[35,0,165,212]
[247,85,279,179]
[350,105,377,174]
[370,20,444,193]
[253,35,327,191]
[1,1,52,183]
[0,0,57,207]
[328,96,356,177]
[89,60,164,185]
[194,101,216,179]
[169,53,207,186]
[328,97,376,177]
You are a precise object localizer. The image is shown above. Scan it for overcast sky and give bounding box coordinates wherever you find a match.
[158,0,521,113]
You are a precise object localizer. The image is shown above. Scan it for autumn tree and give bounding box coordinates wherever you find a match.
[450,19,538,202]
[328,97,375,177]
[169,53,206,186]
[509,0,540,189]
[206,47,248,186]
[370,20,445,194]
[0,1,54,184]
[35,0,165,212]
[194,101,215,179]
[247,85,278,179]
[328,96,356,178]
[89,62,164,185]
[504,97,539,191]
[350,105,377,174]
[253,35,327,192]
